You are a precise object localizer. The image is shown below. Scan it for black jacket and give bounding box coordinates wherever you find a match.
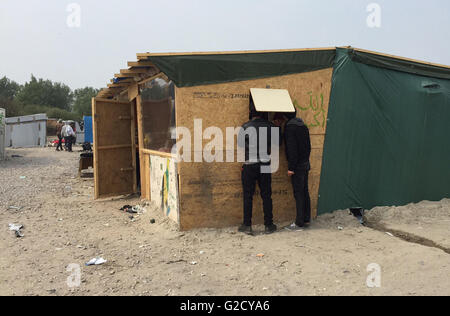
[238,117,278,164]
[284,118,311,171]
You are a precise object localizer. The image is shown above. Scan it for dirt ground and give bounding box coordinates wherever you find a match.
[0,147,449,296]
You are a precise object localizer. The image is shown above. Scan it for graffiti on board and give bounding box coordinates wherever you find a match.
[293,92,326,129]
[150,156,179,223]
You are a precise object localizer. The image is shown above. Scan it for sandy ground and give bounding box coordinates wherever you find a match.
[0,147,449,296]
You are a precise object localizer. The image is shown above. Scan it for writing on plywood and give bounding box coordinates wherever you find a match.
[294,92,327,129]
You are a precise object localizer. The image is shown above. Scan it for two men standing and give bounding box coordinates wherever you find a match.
[238,106,311,234]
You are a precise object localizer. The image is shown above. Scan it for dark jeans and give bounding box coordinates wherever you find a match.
[56,135,63,151]
[242,163,273,227]
[291,167,311,227]
[65,136,73,152]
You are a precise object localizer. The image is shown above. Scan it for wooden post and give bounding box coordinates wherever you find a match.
[136,95,148,200]
[92,98,100,199]
[131,99,137,194]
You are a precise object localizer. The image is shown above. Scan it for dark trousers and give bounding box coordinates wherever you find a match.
[291,167,311,227]
[242,164,273,227]
[56,135,63,151]
[65,136,73,152]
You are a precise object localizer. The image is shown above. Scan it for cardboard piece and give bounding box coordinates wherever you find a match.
[250,88,295,112]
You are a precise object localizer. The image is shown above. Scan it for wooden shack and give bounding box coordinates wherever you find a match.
[93,48,335,230]
[93,47,450,230]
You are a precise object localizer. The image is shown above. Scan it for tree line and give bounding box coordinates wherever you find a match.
[0,75,99,121]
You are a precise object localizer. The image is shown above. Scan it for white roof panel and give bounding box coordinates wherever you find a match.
[250,88,295,112]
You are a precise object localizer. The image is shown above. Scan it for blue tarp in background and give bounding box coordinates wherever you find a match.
[84,116,93,144]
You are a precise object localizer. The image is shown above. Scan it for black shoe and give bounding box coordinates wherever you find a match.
[238,225,253,235]
[265,224,277,234]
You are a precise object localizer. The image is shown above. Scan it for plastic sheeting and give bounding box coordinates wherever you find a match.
[318,48,450,215]
[84,116,93,144]
[146,50,336,87]
[349,49,450,80]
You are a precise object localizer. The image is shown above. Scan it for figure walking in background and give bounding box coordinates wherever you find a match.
[56,119,64,152]
[62,121,75,152]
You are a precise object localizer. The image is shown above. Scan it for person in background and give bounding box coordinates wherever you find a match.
[55,119,64,152]
[237,100,278,235]
[61,122,68,151]
[283,109,312,231]
[62,121,75,152]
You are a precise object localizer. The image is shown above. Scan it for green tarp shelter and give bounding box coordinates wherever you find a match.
[318,48,450,214]
[143,47,450,215]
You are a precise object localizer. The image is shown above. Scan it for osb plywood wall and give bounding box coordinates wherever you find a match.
[175,68,333,230]
[150,155,180,224]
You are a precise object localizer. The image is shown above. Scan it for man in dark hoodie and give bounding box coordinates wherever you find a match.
[283,110,312,230]
[237,100,278,235]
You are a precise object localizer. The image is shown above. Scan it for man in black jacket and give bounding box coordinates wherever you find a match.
[237,103,278,235]
[284,110,312,230]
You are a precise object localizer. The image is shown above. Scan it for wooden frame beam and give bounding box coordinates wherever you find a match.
[120,68,150,75]
[111,78,135,84]
[137,72,164,86]
[114,73,134,79]
[128,61,154,67]
[107,83,130,88]
[137,47,336,58]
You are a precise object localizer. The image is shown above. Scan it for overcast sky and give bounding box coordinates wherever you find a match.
[1,0,449,89]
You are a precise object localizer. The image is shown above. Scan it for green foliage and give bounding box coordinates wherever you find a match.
[0,75,96,121]
[0,77,23,117]
[73,87,99,116]
[16,75,74,111]
[0,99,23,117]
[21,104,81,121]
[47,108,81,121]
[0,76,21,100]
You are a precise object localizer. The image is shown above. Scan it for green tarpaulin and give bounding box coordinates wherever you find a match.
[318,48,450,215]
[146,50,336,87]
[145,47,450,215]
[349,49,450,80]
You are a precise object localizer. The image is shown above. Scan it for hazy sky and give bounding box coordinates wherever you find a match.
[1,0,449,89]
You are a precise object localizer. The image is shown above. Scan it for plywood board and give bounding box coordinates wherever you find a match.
[92,98,136,199]
[175,68,333,230]
[250,88,295,112]
[150,155,180,224]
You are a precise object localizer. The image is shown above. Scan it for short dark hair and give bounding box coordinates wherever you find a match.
[284,108,297,120]
[249,96,266,119]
